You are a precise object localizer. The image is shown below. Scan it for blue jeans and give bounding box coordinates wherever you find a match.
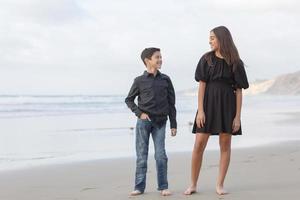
[134,118,168,192]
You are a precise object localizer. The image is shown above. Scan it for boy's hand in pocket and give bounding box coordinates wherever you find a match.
[140,113,151,121]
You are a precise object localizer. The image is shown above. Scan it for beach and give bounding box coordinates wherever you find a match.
[0,95,300,199]
[1,0,300,199]
[0,141,299,200]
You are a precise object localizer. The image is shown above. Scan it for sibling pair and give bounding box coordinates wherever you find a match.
[125,26,249,196]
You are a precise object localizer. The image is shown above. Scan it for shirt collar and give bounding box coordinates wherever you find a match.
[143,70,161,77]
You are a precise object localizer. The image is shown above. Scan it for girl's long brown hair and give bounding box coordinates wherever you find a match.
[206,26,242,71]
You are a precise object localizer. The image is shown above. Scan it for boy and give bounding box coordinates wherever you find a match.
[125,47,177,196]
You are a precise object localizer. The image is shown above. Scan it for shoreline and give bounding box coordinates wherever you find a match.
[0,136,300,175]
[1,139,300,173]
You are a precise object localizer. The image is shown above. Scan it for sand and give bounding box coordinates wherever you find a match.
[0,141,300,200]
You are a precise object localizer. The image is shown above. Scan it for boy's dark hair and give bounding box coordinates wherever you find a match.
[141,47,160,66]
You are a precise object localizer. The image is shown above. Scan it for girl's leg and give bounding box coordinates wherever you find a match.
[184,133,210,195]
[216,133,232,195]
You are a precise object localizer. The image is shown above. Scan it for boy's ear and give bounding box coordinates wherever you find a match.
[144,58,150,64]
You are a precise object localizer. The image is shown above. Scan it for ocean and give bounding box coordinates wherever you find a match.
[0,94,299,171]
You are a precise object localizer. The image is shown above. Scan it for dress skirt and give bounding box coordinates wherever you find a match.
[192,80,242,135]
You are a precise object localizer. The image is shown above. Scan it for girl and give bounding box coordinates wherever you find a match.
[184,26,249,195]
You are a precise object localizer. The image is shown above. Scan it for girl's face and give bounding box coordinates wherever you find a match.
[209,31,219,51]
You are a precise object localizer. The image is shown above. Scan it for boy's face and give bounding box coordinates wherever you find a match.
[145,51,162,69]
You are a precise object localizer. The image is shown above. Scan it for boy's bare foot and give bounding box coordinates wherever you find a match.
[130,190,143,196]
[183,186,197,195]
[216,185,228,195]
[161,189,172,196]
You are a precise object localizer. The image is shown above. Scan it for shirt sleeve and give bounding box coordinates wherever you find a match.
[233,62,249,89]
[167,77,177,129]
[195,55,208,82]
[125,79,142,117]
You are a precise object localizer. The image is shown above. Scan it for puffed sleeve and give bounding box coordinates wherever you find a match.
[195,55,208,82]
[233,62,249,89]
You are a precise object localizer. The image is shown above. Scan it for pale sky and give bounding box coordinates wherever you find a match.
[0,0,299,95]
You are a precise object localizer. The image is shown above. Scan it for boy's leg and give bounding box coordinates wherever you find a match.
[134,119,151,193]
[151,123,168,191]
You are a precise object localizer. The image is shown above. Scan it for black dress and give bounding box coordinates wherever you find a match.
[192,52,249,135]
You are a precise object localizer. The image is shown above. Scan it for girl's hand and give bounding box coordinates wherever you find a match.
[232,117,241,133]
[196,111,205,128]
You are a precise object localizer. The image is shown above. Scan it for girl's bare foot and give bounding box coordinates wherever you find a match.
[161,189,172,196]
[184,186,197,195]
[130,190,143,196]
[216,185,228,195]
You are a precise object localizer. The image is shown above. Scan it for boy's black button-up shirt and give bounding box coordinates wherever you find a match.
[125,70,177,129]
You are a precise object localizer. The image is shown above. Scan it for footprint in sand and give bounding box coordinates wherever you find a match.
[243,159,256,163]
[208,164,219,169]
[81,187,97,192]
